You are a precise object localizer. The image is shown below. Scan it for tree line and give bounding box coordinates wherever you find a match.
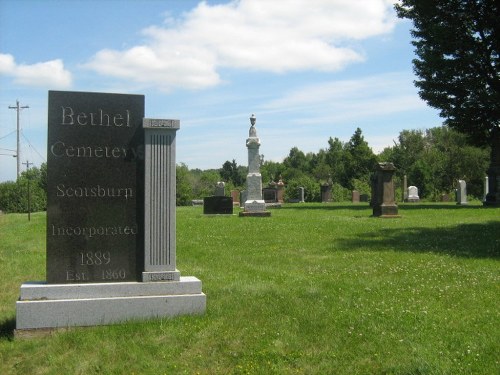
[0,126,490,212]
[176,126,489,205]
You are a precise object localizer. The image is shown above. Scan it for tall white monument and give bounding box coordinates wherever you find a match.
[240,114,271,217]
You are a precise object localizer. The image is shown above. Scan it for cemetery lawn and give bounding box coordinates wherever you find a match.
[0,203,499,375]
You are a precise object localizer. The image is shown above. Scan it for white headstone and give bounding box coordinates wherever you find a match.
[407,185,420,202]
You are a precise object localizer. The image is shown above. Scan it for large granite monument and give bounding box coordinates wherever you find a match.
[239,114,270,217]
[16,91,205,331]
[372,162,400,218]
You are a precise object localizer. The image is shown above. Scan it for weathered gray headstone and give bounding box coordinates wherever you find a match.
[456,179,468,205]
[372,162,400,217]
[298,187,305,203]
[407,186,420,202]
[483,176,489,202]
[403,174,408,202]
[320,183,332,203]
[215,181,225,196]
[352,190,360,203]
[240,190,247,208]
[240,114,270,217]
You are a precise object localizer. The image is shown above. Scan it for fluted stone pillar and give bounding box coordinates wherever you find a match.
[143,118,181,282]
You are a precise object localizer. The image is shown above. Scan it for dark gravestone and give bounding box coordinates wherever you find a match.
[263,188,277,203]
[46,91,145,283]
[372,162,399,217]
[203,196,233,214]
[320,183,332,203]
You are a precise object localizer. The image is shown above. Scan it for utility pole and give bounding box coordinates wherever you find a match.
[9,100,29,179]
[22,160,33,221]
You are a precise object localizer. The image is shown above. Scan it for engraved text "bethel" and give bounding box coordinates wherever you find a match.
[61,106,131,127]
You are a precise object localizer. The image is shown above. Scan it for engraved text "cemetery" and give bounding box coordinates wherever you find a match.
[50,141,144,160]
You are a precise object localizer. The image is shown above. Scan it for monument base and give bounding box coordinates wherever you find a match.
[240,199,271,217]
[373,203,400,218]
[16,277,205,330]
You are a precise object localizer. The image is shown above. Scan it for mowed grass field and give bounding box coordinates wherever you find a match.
[0,203,499,374]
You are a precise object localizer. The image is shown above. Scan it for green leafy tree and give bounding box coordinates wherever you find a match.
[326,137,345,184]
[382,126,489,199]
[0,166,47,213]
[343,128,378,189]
[283,147,308,171]
[285,175,320,202]
[396,0,499,204]
[395,0,499,147]
[176,163,193,206]
[220,159,246,188]
[261,160,284,186]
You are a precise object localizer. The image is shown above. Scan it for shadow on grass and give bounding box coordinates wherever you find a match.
[281,203,487,211]
[281,204,370,211]
[399,203,485,210]
[337,221,500,259]
[0,318,15,340]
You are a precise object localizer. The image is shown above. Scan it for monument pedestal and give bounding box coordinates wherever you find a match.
[16,277,205,330]
[239,199,271,217]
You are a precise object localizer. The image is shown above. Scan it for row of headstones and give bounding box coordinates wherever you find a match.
[199,176,481,214]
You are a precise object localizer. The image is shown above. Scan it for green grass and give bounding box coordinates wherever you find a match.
[1,203,499,374]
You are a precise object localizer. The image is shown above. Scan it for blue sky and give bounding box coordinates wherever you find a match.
[0,0,442,182]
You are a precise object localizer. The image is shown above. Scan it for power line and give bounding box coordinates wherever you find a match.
[22,160,33,221]
[8,100,29,178]
[21,131,46,162]
[0,130,17,140]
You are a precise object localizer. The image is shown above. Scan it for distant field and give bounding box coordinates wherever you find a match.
[1,203,499,374]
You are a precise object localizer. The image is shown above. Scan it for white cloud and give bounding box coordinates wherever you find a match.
[84,0,398,91]
[261,72,426,124]
[0,53,72,88]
